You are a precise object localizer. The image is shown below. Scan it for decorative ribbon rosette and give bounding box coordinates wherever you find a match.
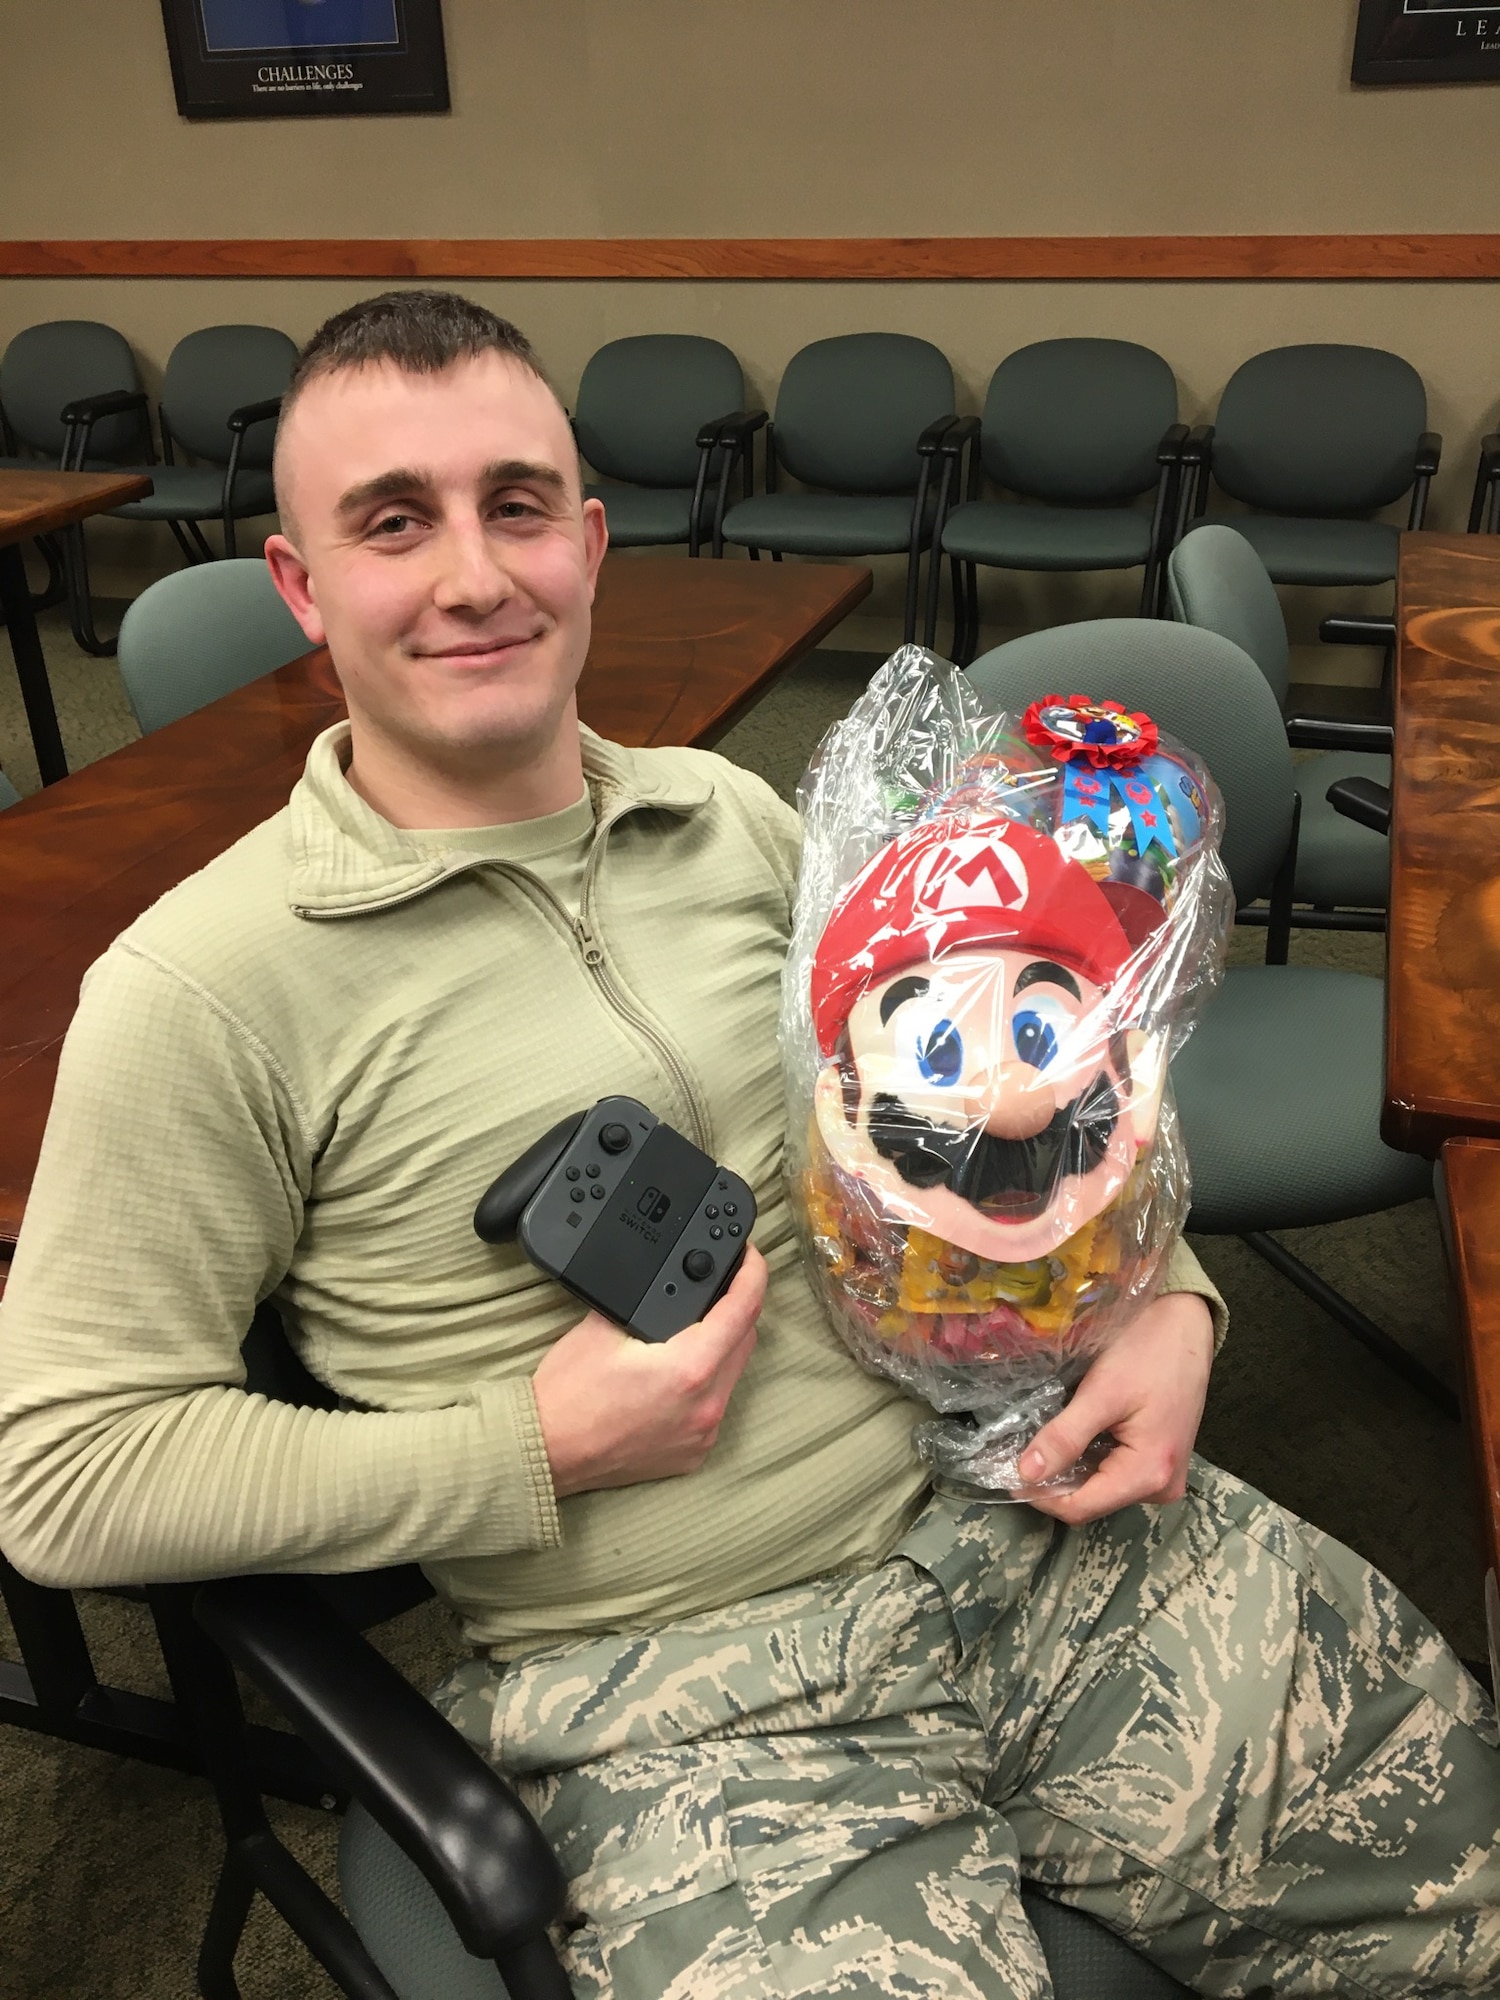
[780,648,1233,1498]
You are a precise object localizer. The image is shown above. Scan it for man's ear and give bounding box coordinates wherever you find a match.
[582,495,609,599]
[264,534,327,647]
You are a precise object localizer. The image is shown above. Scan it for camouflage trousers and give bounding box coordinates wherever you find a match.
[433,1459,1499,1998]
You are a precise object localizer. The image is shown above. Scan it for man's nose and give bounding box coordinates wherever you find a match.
[966,1062,1058,1140]
[432,516,515,614]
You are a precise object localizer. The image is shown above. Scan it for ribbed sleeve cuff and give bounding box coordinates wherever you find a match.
[475,1375,562,1552]
[1160,1237,1230,1355]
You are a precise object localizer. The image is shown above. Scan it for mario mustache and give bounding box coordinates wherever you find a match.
[865,1076,1120,1221]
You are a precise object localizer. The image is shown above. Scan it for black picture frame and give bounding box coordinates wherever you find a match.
[1353,0,1500,84]
[159,0,448,119]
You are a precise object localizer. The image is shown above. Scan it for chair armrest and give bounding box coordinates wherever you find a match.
[925,414,979,458]
[1326,775,1391,836]
[1318,614,1395,647]
[194,1574,567,1961]
[1156,421,1190,464]
[1286,715,1394,753]
[1468,432,1500,532]
[59,388,150,427]
[1415,430,1443,477]
[1181,423,1214,465]
[227,395,283,435]
[697,408,767,451]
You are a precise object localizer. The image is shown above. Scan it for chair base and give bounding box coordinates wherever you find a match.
[1241,1231,1460,1420]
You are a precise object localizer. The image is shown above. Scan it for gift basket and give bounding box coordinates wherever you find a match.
[780,646,1234,1498]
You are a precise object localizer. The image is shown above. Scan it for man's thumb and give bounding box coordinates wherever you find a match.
[1017,1389,1105,1484]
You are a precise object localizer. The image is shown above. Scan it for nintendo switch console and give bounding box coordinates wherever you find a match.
[473,1096,757,1342]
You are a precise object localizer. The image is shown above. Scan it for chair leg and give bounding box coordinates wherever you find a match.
[1241,1231,1460,1420]
[168,518,204,566]
[196,1851,255,2000]
[64,525,118,657]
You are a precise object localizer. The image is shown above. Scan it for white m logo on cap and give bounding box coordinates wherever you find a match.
[912,833,1029,915]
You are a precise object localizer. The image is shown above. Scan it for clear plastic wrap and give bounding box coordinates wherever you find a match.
[780,647,1234,1500]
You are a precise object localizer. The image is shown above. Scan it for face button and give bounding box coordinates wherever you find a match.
[570,1187,586,1204]
[585,1163,601,1179]
[599,1123,632,1154]
[683,1248,716,1282]
[709,1225,723,1240]
[727,1223,742,1238]
[722,1201,738,1217]
[565,1167,581,1181]
[590,1184,606,1199]
[704,1205,719,1220]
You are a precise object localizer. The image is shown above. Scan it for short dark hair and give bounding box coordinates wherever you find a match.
[286,289,548,406]
[273,290,556,538]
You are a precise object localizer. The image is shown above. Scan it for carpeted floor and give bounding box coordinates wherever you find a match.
[0,608,1486,2000]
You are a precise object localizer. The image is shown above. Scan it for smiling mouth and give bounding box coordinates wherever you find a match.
[415,632,543,662]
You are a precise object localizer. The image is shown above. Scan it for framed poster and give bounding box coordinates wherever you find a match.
[160,0,449,119]
[1353,1,1500,84]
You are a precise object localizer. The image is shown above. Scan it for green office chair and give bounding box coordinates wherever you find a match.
[1168,524,1391,929]
[715,332,959,643]
[63,323,298,655]
[967,617,1450,1419]
[1178,343,1438,589]
[0,319,149,612]
[0,769,20,808]
[176,1567,1193,2000]
[934,338,1186,660]
[574,334,745,553]
[116,559,310,734]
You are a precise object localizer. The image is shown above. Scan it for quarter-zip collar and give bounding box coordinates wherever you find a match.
[285,721,714,920]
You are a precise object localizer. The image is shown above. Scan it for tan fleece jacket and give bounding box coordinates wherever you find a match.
[0,724,1224,1653]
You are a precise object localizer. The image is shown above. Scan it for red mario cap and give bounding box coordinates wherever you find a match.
[810,815,1158,1056]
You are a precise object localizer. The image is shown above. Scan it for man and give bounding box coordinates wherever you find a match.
[0,292,1494,1999]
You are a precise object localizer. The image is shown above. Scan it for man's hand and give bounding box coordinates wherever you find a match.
[1015,1290,1215,1524]
[532,1245,767,1498]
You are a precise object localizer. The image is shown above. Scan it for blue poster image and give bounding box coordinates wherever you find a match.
[198,0,400,53]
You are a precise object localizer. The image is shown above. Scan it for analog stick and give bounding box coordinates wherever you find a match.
[683,1249,716,1282]
[599,1123,632,1154]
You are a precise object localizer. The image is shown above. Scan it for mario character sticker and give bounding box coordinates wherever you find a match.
[781,650,1233,1500]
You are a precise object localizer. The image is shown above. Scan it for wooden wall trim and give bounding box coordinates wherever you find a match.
[4,236,1500,282]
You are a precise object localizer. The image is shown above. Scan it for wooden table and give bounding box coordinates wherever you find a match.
[1388,532,1500,1667]
[0,554,869,1255]
[0,468,153,786]
[1385,533,1500,1156]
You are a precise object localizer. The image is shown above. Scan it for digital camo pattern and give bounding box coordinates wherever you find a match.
[434,1462,1499,1999]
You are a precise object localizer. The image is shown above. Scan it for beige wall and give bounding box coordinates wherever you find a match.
[4,0,1499,657]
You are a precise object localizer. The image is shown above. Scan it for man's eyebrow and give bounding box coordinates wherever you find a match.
[479,458,569,497]
[334,466,438,519]
[1014,960,1081,1001]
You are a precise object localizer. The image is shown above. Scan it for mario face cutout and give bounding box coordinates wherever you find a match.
[814,945,1166,1264]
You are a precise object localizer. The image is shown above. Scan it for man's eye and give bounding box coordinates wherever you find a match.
[916,1019,963,1085]
[372,513,416,536]
[494,499,539,520]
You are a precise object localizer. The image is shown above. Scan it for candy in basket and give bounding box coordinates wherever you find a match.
[780,647,1234,1499]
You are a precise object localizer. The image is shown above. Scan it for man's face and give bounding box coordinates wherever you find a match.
[266,351,607,779]
[814,947,1160,1262]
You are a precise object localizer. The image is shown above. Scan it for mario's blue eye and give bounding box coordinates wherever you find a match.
[1013,1009,1058,1071]
[917,1019,963,1084]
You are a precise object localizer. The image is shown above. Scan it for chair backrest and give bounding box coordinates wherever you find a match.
[117,559,310,734]
[773,333,954,495]
[160,324,299,469]
[0,319,146,462]
[1210,343,1427,516]
[574,334,742,488]
[1167,524,1290,705]
[980,338,1179,503]
[966,617,1294,906]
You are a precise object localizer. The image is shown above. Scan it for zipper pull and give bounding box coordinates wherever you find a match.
[575,916,605,968]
